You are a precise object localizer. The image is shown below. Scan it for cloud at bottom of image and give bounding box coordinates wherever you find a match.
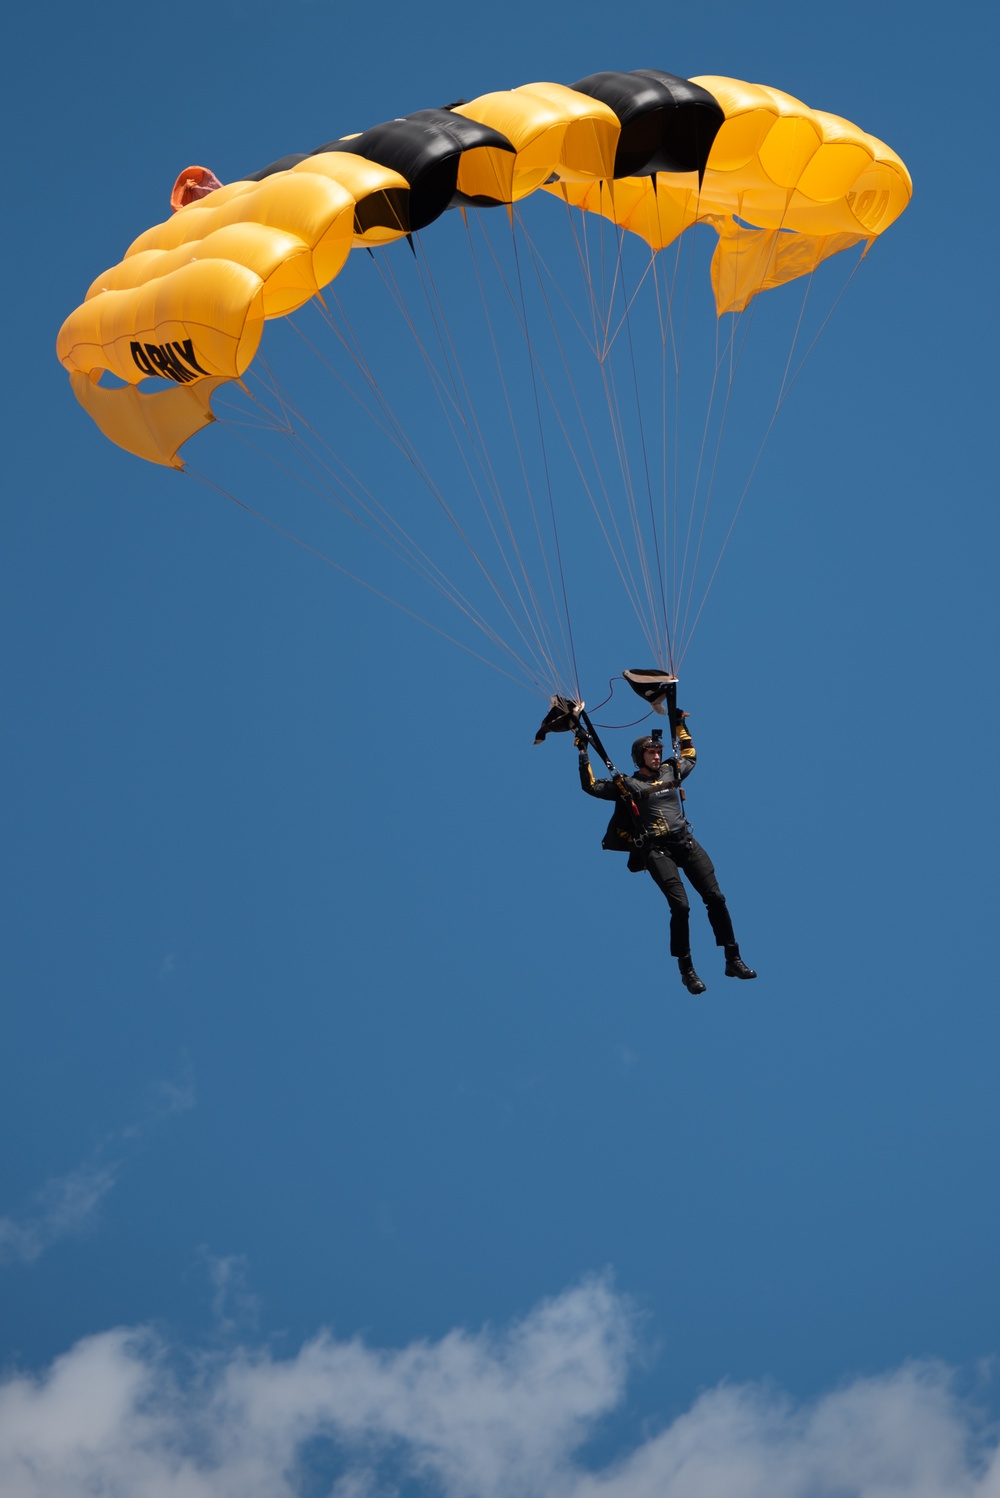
[0,1276,996,1498]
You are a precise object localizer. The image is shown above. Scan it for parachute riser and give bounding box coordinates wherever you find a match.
[577,709,644,836]
[577,709,617,776]
[663,679,679,749]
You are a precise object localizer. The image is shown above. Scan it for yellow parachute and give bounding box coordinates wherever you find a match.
[57,69,910,471]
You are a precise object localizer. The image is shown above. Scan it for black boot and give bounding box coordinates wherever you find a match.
[678,955,707,995]
[724,944,757,980]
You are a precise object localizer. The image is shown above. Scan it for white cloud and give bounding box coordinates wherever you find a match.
[0,1278,998,1497]
[201,1251,261,1337]
[0,1159,119,1265]
[0,1072,195,1267]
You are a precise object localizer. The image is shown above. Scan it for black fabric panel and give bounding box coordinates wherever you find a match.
[406,107,514,156]
[313,113,514,229]
[450,189,510,209]
[237,69,723,214]
[241,152,413,235]
[570,69,724,178]
[311,120,460,230]
[630,69,725,176]
[353,186,411,237]
[239,110,514,230]
[243,152,309,182]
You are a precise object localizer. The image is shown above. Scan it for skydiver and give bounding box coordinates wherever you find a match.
[575,714,756,994]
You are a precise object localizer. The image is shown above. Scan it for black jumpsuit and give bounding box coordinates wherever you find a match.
[578,725,737,958]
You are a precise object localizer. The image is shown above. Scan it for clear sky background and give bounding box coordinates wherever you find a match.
[2,2,999,1493]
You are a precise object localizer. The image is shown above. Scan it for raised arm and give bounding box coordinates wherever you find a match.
[575,728,617,800]
[673,710,697,783]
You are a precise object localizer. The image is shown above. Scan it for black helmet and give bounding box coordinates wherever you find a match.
[631,733,662,767]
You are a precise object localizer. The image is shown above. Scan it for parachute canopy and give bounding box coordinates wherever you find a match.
[57,68,910,469]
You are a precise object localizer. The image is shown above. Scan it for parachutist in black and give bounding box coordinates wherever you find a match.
[576,712,756,992]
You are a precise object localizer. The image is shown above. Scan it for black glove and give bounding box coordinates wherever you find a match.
[573,726,590,750]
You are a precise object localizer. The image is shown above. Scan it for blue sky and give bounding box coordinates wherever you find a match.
[2,1,999,1492]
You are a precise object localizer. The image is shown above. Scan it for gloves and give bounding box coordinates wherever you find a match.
[573,725,591,750]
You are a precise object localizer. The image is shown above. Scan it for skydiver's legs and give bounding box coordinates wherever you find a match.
[645,849,692,957]
[674,838,737,949]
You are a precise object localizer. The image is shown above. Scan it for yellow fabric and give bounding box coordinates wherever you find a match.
[455,142,517,205]
[70,371,227,468]
[58,173,356,386]
[86,224,321,319]
[58,71,910,463]
[513,83,620,182]
[547,176,701,249]
[547,76,911,313]
[708,218,866,314]
[290,153,411,245]
[123,172,354,264]
[456,86,619,199]
[58,259,266,384]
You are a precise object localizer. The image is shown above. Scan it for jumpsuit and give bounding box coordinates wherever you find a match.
[578,724,737,958]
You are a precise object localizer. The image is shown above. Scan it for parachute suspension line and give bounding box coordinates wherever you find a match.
[673,211,788,654]
[244,361,550,676]
[517,221,661,661]
[579,211,665,654]
[595,200,629,356]
[440,210,609,687]
[420,213,602,694]
[292,310,560,694]
[404,237,573,691]
[212,391,294,434]
[674,280,763,653]
[260,337,553,686]
[219,370,552,691]
[183,467,538,693]
[670,180,705,630]
[514,205,599,360]
[307,285,566,690]
[221,403,494,645]
[509,213,656,650]
[671,278,733,649]
[676,208,816,655]
[557,191,666,656]
[556,195,668,655]
[610,215,673,669]
[778,245,868,405]
[367,247,574,695]
[663,223,698,629]
[438,215,581,693]
[676,246,868,664]
[596,192,612,345]
[647,229,685,644]
[650,248,672,649]
[600,252,660,359]
[561,193,605,362]
[507,214,582,699]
